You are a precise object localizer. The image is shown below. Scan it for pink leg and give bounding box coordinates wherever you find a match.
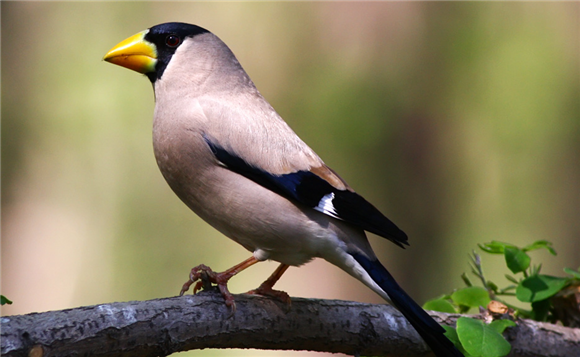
[247,263,292,306]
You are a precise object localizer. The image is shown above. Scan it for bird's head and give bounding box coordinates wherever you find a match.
[103,22,209,83]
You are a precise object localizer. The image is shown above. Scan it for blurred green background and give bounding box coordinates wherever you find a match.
[2,2,579,356]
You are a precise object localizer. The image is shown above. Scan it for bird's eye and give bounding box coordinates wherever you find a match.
[165,35,180,48]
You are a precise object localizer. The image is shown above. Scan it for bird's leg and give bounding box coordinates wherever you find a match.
[179,256,260,313]
[247,263,291,306]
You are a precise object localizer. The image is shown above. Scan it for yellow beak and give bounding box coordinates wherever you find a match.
[103,30,157,74]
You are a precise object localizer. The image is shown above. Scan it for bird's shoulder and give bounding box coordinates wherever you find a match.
[198,93,324,176]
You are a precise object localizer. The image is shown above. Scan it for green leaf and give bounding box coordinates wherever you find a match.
[531,299,551,321]
[443,326,460,346]
[516,274,570,302]
[479,241,515,254]
[504,247,531,274]
[498,285,517,295]
[522,240,557,255]
[489,319,516,334]
[505,274,519,284]
[452,287,491,309]
[462,272,474,287]
[564,267,580,280]
[531,264,542,276]
[1,295,12,305]
[443,326,473,356]
[423,298,457,313]
[457,317,512,357]
[487,281,499,293]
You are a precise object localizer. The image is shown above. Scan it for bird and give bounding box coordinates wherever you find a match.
[103,22,463,357]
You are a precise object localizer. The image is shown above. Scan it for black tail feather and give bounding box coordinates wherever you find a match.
[351,253,463,357]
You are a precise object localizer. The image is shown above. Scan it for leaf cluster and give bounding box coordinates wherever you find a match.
[423,240,579,357]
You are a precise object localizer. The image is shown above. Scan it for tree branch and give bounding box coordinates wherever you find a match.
[2,290,579,357]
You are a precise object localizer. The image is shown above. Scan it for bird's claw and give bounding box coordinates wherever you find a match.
[247,284,292,309]
[179,264,237,314]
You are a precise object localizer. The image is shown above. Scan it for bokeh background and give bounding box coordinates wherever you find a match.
[2,2,579,356]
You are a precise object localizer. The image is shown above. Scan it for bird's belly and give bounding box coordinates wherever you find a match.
[159,158,344,266]
[197,175,344,266]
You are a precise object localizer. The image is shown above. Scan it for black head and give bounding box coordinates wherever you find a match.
[144,22,209,82]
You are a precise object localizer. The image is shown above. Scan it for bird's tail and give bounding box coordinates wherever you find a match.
[351,253,464,357]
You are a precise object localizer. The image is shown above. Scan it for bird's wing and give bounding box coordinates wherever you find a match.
[203,135,408,247]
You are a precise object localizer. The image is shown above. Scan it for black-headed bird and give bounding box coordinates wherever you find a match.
[104,22,462,357]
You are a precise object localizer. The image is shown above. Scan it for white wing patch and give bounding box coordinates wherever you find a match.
[315,192,341,219]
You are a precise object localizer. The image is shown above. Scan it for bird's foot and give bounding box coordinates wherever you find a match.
[179,257,261,315]
[180,264,237,313]
[246,279,292,310]
[246,263,291,309]
[247,284,292,308]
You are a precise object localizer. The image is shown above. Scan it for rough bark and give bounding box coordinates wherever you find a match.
[1,290,579,357]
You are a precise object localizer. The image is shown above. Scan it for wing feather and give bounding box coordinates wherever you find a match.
[205,136,408,247]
